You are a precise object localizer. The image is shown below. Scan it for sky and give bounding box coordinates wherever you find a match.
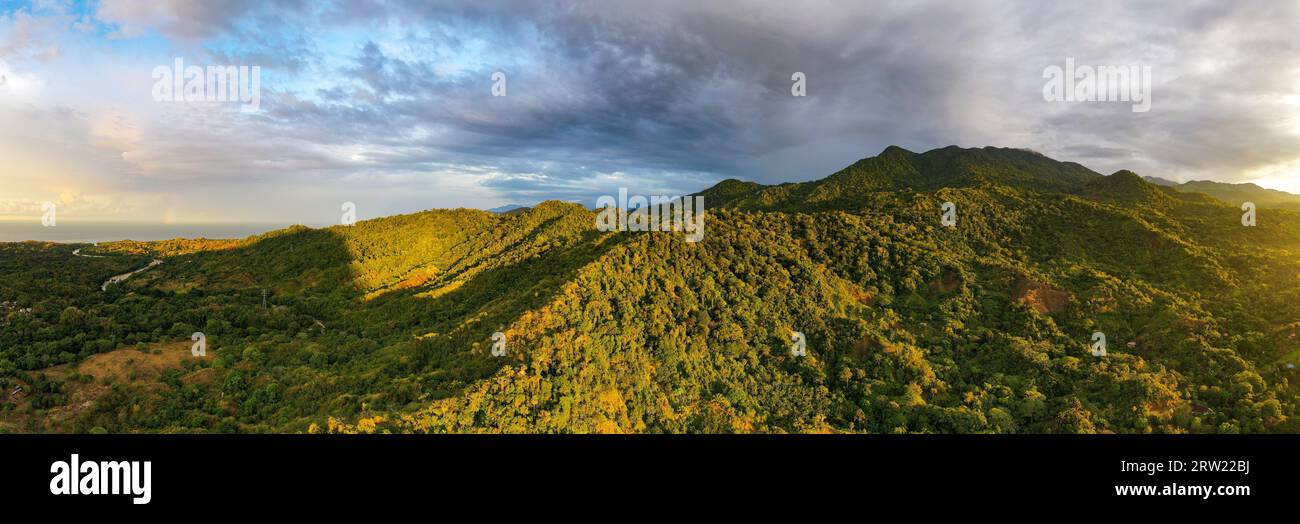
[1,0,1298,226]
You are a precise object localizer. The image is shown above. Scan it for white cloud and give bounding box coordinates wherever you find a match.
[3,0,1300,226]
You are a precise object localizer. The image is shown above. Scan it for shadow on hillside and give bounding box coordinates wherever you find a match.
[161,215,623,400]
[57,208,628,428]
[355,228,628,398]
[145,226,358,298]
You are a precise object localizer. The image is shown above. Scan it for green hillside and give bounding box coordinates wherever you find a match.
[1144,177,1300,211]
[3,146,1299,434]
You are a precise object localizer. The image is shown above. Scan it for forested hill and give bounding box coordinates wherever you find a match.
[3,145,1299,434]
[1148,178,1300,211]
[700,146,1105,210]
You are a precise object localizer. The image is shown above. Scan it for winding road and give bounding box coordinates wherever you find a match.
[75,247,164,291]
[101,259,164,291]
[71,248,105,258]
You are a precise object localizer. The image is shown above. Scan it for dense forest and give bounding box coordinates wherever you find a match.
[2,145,1298,434]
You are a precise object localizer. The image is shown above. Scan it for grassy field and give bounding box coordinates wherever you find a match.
[0,341,210,433]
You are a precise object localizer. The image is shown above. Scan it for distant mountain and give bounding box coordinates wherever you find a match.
[700,145,1102,211]
[5,145,1300,434]
[487,204,528,214]
[1142,176,1179,187]
[1174,181,1300,210]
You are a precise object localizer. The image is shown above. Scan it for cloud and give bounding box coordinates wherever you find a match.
[94,0,295,40]
[3,0,1300,224]
[1,5,69,61]
[270,0,1300,191]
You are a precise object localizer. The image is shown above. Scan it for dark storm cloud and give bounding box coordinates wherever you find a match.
[95,0,1300,205]
[260,0,985,198]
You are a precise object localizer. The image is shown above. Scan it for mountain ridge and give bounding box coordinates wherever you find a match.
[4,145,1300,434]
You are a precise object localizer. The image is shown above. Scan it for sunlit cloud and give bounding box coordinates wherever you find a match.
[1,0,1298,224]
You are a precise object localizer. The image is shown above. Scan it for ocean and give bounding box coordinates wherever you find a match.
[0,221,296,243]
